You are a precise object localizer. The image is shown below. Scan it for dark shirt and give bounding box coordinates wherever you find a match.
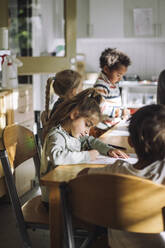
[157,70,165,104]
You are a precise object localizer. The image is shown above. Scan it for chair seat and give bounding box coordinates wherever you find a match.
[22,195,49,226]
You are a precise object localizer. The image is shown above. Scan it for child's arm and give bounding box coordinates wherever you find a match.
[78,159,128,177]
[108,148,129,159]
[45,132,100,165]
[80,136,128,159]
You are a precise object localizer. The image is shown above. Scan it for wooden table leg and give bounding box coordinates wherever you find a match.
[49,185,62,248]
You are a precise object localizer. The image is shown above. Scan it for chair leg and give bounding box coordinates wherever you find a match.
[15,221,32,248]
[60,183,75,248]
[0,150,32,248]
[15,213,32,247]
[80,231,97,248]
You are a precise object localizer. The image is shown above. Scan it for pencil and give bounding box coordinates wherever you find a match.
[108,144,126,150]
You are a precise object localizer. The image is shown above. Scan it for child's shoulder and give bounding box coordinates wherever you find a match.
[47,125,66,138]
[94,72,111,89]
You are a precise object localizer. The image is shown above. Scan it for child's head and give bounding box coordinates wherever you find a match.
[46,88,102,138]
[157,69,165,104]
[44,69,82,116]
[128,104,165,164]
[52,69,83,98]
[100,48,131,84]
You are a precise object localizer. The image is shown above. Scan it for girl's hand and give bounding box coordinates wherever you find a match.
[108,149,129,159]
[89,150,99,161]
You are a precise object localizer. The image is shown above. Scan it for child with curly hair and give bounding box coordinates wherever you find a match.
[94,48,131,121]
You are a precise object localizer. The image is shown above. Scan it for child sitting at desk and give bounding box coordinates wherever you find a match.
[40,88,128,203]
[80,104,165,248]
[41,69,83,127]
[94,47,131,123]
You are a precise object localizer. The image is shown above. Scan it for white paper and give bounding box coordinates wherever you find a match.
[134,8,153,36]
[90,154,137,165]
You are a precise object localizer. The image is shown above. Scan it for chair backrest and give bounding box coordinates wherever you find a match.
[61,173,165,234]
[0,124,48,247]
[2,124,40,179]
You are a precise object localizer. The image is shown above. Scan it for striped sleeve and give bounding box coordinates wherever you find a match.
[94,83,110,98]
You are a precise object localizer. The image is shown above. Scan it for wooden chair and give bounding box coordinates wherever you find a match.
[0,124,49,248]
[60,173,165,248]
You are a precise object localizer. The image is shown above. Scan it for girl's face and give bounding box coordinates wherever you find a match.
[104,65,127,84]
[70,115,98,139]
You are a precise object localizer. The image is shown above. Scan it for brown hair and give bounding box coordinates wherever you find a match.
[44,70,82,122]
[128,104,165,164]
[43,88,102,140]
[100,48,131,71]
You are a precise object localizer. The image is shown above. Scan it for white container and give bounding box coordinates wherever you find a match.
[2,55,23,88]
[0,27,8,50]
[6,59,18,88]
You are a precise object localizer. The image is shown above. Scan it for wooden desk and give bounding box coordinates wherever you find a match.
[40,122,134,248]
[99,123,134,154]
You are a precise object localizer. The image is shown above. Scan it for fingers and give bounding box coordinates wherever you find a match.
[108,149,129,159]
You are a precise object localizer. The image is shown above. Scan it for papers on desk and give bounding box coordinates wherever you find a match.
[90,154,137,165]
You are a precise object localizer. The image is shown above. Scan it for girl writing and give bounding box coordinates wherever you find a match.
[40,88,128,203]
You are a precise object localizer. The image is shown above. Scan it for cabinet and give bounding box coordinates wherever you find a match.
[0,84,35,197]
[88,0,165,38]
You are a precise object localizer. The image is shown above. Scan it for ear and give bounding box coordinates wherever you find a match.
[70,109,79,120]
[128,136,133,147]
[103,65,109,74]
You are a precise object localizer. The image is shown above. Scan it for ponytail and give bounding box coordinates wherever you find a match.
[45,77,54,121]
[41,77,54,129]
